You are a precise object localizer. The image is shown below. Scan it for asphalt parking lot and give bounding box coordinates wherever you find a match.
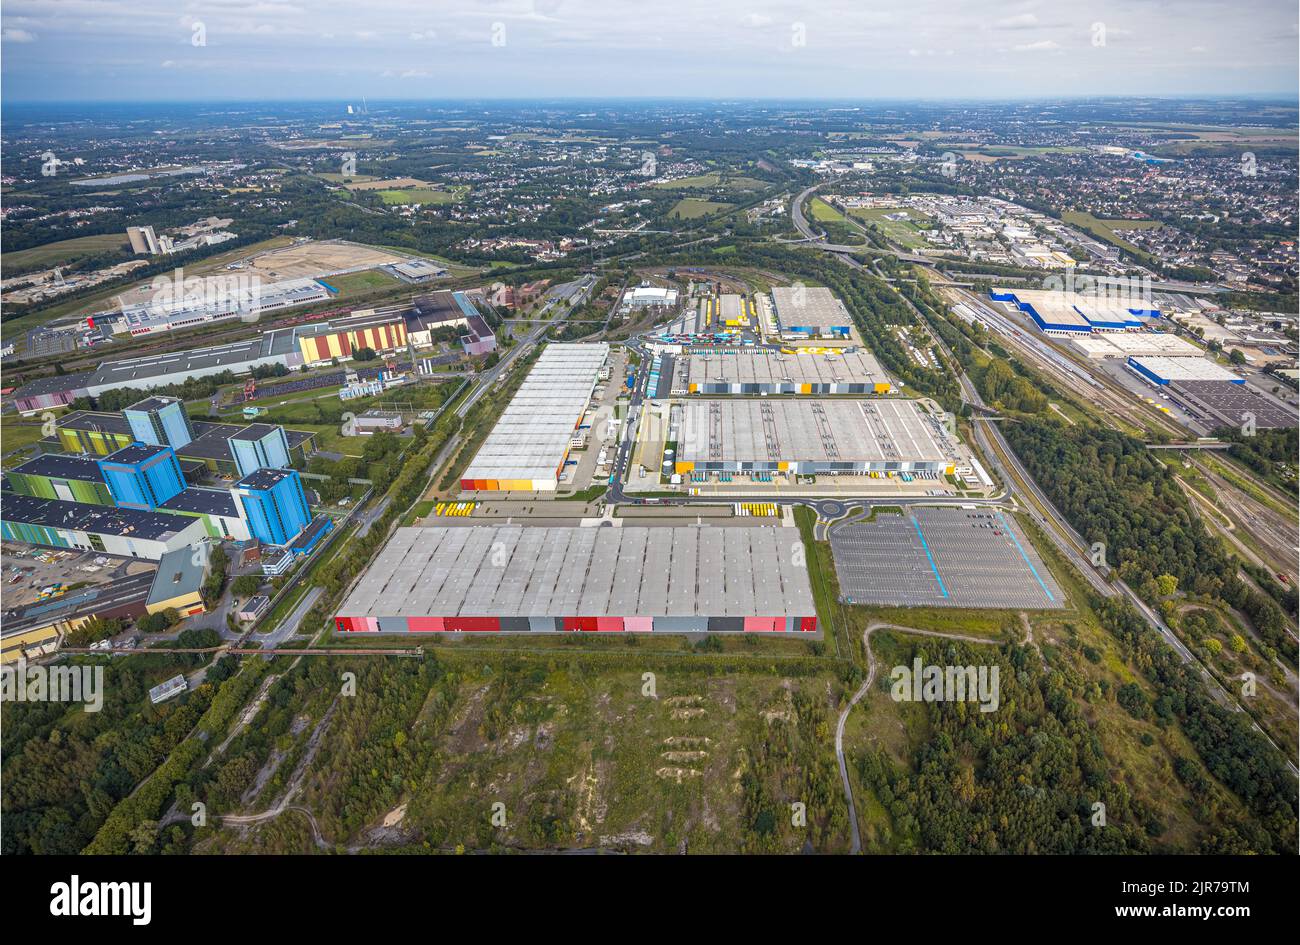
[830,506,1064,609]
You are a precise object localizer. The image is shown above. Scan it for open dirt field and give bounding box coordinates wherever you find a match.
[246,240,408,280]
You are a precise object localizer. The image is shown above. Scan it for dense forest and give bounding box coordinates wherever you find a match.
[1214,426,1299,497]
[1,635,230,855]
[859,636,1155,853]
[1094,599,1297,854]
[1004,419,1294,662]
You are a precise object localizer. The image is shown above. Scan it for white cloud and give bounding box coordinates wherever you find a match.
[996,13,1039,29]
[741,13,773,28]
[2,28,37,42]
[1013,39,1060,52]
[410,29,436,41]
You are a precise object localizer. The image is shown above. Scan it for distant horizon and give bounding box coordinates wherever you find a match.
[2,0,1296,103]
[3,93,1298,108]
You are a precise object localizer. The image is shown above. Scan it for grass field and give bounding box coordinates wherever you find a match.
[808,197,847,223]
[0,414,53,460]
[652,172,768,193]
[846,206,935,249]
[315,172,379,184]
[376,188,460,205]
[198,655,851,854]
[5,233,129,270]
[1062,210,1162,256]
[669,197,733,219]
[324,269,402,296]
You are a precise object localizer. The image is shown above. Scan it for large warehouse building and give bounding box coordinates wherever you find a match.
[1069,333,1200,359]
[770,286,853,339]
[673,398,954,476]
[0,492,209,561]
[296,309,408,365]
[665,347,891,395]
[1126,356,1244,386]
[335,525,817,633]
[460,343,609,492]
[990,288,1161,334]
[107,277,334,336]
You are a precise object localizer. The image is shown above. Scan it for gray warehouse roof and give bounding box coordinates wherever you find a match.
[678,398,950,465]
[670,348,890,390]
[338,525,816,618]
[770,286,852,328]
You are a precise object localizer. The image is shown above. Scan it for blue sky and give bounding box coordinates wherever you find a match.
[2,0,1297,102]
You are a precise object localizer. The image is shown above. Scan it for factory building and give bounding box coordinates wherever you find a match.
[5,454,114,505]
[109,276,333,336]
[52,411,315,476]
[771,286,853,339]
[335,525,818,634]
[666,347,892,396]
[127,224,162,255]
[1069,333,1200,359]
[158,487,252,541]
[228,423,292,476]
[674,399,954,476]
[990,289,1161,334]
[10,372,95,415]
[124,395,196,450]
[622,285,680,308]
[11,334,309,416]
[96,444,187,510]
[403,291,472,346]
[296,310,408,365]
[144,546,210,618]
[1126,356,1245,386]
[0,493,209,561]
[232,467,312,546]
[2,574,154,665]
[5,451,249,540]
[460,343,610,492]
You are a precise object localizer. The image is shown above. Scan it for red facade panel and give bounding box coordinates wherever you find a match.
[407,617,445,632]
[445,617,499,632]
[799,617,818,632]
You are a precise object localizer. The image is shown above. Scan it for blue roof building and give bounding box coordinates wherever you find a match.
[97,443,186,511]
[231,467,311,546]
[229,423,292,477]
[124,396,196,450]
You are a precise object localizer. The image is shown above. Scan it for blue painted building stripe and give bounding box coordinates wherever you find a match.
[996,512,1054,602]
[912,515,948,598]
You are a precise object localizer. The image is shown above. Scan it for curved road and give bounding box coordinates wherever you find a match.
[835,621,1005,854]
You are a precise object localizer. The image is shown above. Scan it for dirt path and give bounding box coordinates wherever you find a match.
[835,621,1004,854]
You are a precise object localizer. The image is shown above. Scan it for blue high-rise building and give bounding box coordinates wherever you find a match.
[231,467,311,546]
[97,443,186,511]
[229,423,292,477]
[124,396,195,450]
